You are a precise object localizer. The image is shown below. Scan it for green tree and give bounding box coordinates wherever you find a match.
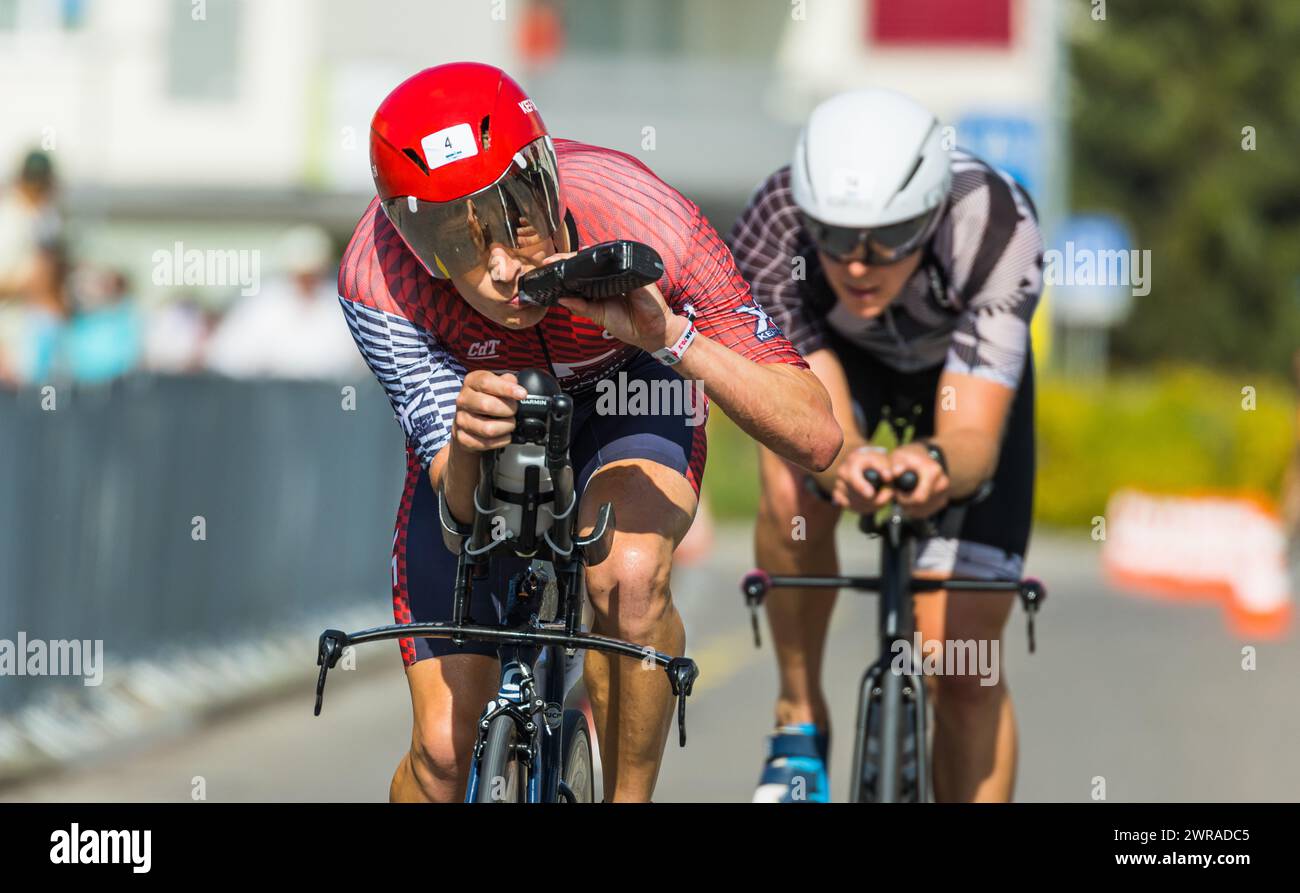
[1069,0,1300,375]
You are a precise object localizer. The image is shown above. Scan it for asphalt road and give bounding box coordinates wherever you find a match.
[4,527,1297,803]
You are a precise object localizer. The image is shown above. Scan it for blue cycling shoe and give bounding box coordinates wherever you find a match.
[752,723,830,803]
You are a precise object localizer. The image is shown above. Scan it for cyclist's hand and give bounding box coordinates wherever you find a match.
[451,370,528,453]
[548,252,683,354]
[832,446,895,514]
[889,442,951,518]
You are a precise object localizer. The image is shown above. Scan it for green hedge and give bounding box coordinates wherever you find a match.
[1034,366,1293,527]
[702,366,1296,529]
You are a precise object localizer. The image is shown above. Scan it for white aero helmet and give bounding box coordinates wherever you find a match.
[791,88,951,265]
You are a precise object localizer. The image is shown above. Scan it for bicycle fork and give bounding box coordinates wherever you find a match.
[464,645,573,804]
[850,526,928,803]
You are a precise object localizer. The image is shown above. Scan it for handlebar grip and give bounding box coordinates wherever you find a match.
[862,468,918,494]
[546,394,573,464]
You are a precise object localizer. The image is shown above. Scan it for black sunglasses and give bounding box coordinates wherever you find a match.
[802,208,939,266]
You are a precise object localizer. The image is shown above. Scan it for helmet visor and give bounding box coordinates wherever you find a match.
[382,136,562,279]
[803,205,941,266]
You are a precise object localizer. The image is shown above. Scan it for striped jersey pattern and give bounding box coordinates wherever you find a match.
[339,138,806,467]
[728,149,1043,389]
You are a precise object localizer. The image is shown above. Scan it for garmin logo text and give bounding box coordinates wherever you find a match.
[0,632,103,686]
[1043,241,1151,297]
[50,824,151,873]
[594,371,707,427]
[151,241,261,296]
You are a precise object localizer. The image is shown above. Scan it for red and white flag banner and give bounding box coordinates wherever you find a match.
[1102,489,1292,639]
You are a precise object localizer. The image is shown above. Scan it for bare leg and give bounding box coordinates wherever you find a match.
[913,583,1018,802]
[391,653,500,802]
[755,445,842,731]
[579,460,695,802]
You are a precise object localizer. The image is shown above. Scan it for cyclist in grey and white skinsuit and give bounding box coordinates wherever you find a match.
[727,89,1043,803]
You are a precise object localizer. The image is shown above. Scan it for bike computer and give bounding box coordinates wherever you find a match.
[518,240,665,308]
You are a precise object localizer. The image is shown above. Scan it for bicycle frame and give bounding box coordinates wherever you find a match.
[313,372,699,803]
[455,563,566,803]
[741,503,1046,803]
[868,506,922,803]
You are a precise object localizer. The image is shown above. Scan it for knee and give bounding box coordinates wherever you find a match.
[407,707,480,797]
[918,595,1014,712]
[586,540,672,638]
[931,648,1005,711]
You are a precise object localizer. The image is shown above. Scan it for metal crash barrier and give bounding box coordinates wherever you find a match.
[0,373,406,714]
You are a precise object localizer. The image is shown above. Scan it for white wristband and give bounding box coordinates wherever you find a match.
[652,317,697,366]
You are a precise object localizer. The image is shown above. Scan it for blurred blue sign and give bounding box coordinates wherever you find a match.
[1049,214,1142,327]
[957,113,1041,193]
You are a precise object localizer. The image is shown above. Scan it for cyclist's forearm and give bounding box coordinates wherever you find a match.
[674,334,841,471]
[929,371,1015,500]
[427,440,482,525]
[809,431,869,492]
[799,347,868,491]
[927,428,998,499]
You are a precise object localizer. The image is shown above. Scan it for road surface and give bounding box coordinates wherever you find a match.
[3,527,1297,802]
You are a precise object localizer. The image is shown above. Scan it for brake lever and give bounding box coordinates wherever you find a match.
[665,657,699,747]
[740,571,770,648]
[314,629,349,716]
[1019,579,1046,653]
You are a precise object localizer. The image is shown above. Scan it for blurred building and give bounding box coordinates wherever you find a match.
[0,0,1063,304]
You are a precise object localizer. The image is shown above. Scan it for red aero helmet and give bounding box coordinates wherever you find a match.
[370,61,563,279]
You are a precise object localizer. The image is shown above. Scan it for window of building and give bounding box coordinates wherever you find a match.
[166,0,241,101]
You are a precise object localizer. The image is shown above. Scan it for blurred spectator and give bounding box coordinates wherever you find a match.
[60,267,142,383]
[23,245,67,377]
[205,224,363,380]
[0,149,67,386]
[143,293,219,374]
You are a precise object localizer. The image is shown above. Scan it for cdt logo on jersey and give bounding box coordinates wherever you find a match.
[735,302,781,342]
[467,339,501,359]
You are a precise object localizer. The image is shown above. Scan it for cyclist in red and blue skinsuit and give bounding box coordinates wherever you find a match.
[340,139,803,492]
[339,63,841,803]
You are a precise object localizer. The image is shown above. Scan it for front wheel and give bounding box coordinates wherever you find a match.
[560,708,594,803]
[853,670,923,803]
[475,714,527,803]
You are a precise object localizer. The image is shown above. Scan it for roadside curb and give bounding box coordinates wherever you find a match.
[0,606,391,792]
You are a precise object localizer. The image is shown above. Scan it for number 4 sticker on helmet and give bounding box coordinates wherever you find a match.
[420,123,479,171]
